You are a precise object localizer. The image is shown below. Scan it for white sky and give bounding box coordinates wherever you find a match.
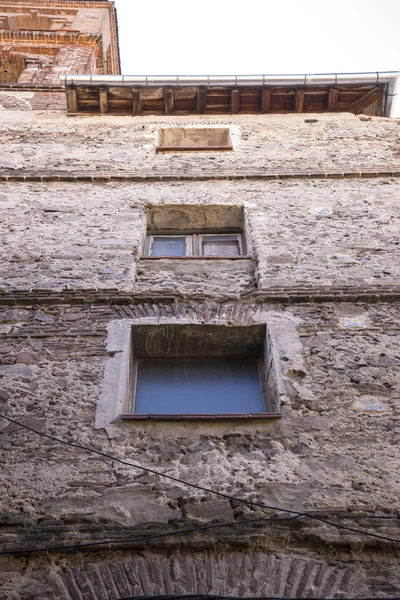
[114,0,400,116]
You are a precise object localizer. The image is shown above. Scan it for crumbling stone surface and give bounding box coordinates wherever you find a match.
[1,301,400,523]
[1,177,400,294]
[0,111,398,171]
[1,108,400,597]
[136,258,255,296]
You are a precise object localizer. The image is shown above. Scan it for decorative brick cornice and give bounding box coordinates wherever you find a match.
[0,0,120,74]
[0,31,105,71]
[1,285,400,307]
[0,30,99,43]
[0,0,112,4]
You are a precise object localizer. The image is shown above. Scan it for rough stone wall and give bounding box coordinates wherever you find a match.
[0,177,400,295]
[0,111,398,169]
[2,301,400,514]
[1,300,400,598]
[1,110,400,598]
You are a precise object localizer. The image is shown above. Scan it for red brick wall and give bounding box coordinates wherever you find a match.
[0,0,120,109]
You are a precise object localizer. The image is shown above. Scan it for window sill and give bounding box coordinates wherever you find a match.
[156,146,233,153]
[139,255,252,260]
[120,413,282,421]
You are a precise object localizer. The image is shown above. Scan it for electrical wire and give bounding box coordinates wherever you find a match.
[1,413,400,551]
[116,596,400,600]
[0,515,300,556]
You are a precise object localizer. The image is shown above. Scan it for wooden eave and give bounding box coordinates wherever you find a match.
[65,83,386,116]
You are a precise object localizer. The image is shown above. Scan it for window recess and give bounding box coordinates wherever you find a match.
[156,128,233,152]
[118,324,282,420]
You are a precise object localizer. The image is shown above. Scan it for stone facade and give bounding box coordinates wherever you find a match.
[1,3,400,600]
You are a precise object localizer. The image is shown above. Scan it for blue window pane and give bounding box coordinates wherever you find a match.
[151,237,186,256]
[134,357,264,414]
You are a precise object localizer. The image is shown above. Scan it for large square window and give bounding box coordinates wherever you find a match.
[97,320,287,427]
[135,356,264,414]
[117,324,282,419]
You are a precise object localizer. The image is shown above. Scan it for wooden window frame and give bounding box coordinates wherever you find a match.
[145,234,192,257]
[143,232,246,258]
[199,233,244,257]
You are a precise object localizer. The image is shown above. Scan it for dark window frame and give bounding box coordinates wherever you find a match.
[142,231,248,259]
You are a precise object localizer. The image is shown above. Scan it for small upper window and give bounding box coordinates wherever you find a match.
[141,204,251,259]
[150,235,187,257]
[145,233,245,257]
[156,127,233,152]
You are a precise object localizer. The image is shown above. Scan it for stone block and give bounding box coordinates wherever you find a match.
[353,396,388,413]
[98,486,182,525]
[183,499,234,522]
[15,349,37,365]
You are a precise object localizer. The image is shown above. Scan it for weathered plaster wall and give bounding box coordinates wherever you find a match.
[1,301,400,598]
[1,178,399,294]
[1,301,400,517]
[0,111,399,170]
[1,109,400,598]
[0,89,67,111]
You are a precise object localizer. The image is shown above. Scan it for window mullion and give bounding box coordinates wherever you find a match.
[193,234,200,256]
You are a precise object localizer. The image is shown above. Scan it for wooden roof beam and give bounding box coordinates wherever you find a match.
[65,87,78,113]
[346,87,383,114]
[99,87,108,114]
[231,89,240,114]
[261,88,271,113]
[132,88,142,115]
[294,88,305,112]
[197,87,207,113]
[327,88,339,111]
[164,87,174,114]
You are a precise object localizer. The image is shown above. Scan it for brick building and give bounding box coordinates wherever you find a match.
[1,1,400,599]
[0,0,119,110]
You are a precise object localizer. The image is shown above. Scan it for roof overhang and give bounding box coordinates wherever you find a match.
[61,72,399,117]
